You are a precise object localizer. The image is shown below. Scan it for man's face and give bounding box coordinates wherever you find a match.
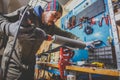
[42,11,62,26]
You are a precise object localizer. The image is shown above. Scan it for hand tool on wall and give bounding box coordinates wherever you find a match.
[90,18,96,25]
[84,25,93,35]
[98,16,104,27]
[104,14,111,26]
[79,17,94,35]
[67,15,76,30]
[79,17,87,29]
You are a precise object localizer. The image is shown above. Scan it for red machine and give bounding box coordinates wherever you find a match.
[58,47,74,79]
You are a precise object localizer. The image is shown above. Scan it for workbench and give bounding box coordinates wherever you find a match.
[36,62,120,77]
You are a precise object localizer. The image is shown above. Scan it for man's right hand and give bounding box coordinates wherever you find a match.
[85,40,102,50]
[85,41,95,50]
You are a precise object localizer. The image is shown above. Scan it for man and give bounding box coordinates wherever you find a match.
[0,0,93,80]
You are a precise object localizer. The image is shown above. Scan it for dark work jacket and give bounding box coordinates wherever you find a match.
[0,6,85,80]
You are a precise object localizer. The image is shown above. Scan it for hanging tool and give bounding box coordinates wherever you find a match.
[67,15,76,30]
[104,14,110,26]
[82,17,94,35]
[79,23,83,29]
[90,18,96,25]
[98,16,104,27]
[78,17,84,29]
[84,25,93,35]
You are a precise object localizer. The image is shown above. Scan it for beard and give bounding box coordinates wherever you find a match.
[44,20,54,26]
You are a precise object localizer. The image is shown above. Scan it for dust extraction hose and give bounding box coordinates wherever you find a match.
[52,35,86,49]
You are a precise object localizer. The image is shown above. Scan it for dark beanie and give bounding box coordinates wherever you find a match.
[44,0,63,14]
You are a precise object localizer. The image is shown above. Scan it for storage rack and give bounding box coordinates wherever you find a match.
[88,45,117,68]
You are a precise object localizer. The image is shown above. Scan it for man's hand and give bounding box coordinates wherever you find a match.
[85,41,95,50]
[85,40,102,50]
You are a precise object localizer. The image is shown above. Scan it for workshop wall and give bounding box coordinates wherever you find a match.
[61,0,112,46]
[61,0,113,62]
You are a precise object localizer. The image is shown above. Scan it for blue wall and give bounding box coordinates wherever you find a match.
[61,0,112,62]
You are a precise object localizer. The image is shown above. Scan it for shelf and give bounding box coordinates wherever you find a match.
[66,66,119,77]
[36,62,120,77]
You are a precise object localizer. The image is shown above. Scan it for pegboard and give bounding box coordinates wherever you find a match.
[61,0,112,47]
[61,0,113,62]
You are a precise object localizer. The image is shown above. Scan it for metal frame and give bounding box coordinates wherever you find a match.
[108,0,120,72]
